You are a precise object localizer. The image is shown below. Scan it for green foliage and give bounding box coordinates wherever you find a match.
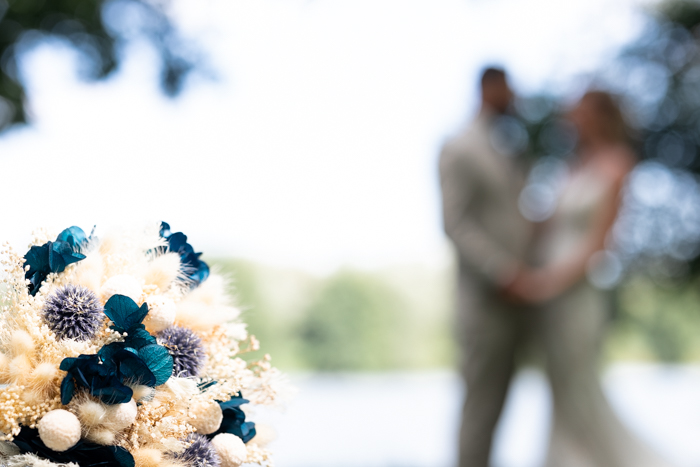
[297,271,407,371]
[607,276,700,362]
[659,0,700,30]
[208,257,700,372]
[208,257,313,370]
[207,258,454,372]
[0,0,197,131]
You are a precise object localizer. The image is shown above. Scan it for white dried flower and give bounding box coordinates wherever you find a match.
[211,433,247,467]
[9,330,34,357]
[37,410,81,452]
[107,398,138,430]
[8,354,32,385]
[188,400,223,435]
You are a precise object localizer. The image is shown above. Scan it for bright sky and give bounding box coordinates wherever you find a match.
[0,0,651,272]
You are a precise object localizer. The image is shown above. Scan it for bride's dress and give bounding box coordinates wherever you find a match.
[535,164,671,467]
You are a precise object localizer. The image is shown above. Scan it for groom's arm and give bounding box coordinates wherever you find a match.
[439,146,518,287]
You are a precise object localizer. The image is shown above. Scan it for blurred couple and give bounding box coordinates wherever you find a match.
[439,68,672,467]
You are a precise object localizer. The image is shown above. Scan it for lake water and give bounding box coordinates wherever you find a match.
[257,364,700,467]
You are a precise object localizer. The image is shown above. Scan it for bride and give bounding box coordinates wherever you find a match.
[508,91,673,467]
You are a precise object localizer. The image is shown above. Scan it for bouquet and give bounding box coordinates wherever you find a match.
[0,223,285,467]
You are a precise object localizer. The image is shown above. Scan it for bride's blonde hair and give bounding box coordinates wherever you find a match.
[580,91,629,144]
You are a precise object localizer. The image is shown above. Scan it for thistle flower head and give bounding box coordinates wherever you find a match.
[43,285,103,341]
[157,326,205,378]
[174,434,221,467]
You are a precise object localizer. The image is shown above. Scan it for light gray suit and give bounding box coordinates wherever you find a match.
[439,112,532,467]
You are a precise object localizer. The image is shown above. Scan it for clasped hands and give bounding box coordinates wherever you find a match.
[500,264,570,304]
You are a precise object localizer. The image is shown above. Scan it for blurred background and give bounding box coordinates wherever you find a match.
[4,0,700,465]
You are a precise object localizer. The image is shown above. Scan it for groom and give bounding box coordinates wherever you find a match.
[438,67,533,467]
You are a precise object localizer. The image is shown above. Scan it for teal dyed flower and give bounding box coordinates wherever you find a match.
[59,352,151,405]
[159,222,210,288]
[59,294,174,405]
[208,394,256,443]
[24,226,88,296]
[102,294,174,386]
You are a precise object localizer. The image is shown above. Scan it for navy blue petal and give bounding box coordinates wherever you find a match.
[219,395,249,410]
[208,394,256,443]
[23,244,51,296]
[159,221,209,288]
[93,381,133,405]
[13,427,135,467]
[48,242,67,273]
[239,422,256,443]
[24,244,50,273]
[159,222,172,238]
[60,375,75,405]
[114,349,156,387]
[167,232,190,253]
[59,352,137,405]
[97,342,128,362]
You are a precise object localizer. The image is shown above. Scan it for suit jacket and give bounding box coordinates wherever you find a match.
[439,113,531,289]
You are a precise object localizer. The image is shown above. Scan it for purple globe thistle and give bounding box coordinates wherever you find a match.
[173,434,220,467]
[157,326,205,378]
[43,285,104,341]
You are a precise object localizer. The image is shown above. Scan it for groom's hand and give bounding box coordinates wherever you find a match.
[503,267,562,304]
[498,265,530,304]
[500,267,548,304]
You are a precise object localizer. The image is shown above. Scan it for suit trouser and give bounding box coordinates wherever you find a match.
[456,275,532,467]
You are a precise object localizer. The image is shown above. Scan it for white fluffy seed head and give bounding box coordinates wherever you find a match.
[131,384,156,402]
[188,400,223,435]
[107,398,138,430]
[28,362,59,394]
[142,295,176,333]
[85,428,116,446]
[131,448,163,467]
[144,253,182,292]
[0,352,10,384]
[21,390,44,406]
[38,409,81,452]
[9,330,34,357]
[9,354,32,385]
[77,399,108,427]
[211,433,247,467]
[101,274,142,303]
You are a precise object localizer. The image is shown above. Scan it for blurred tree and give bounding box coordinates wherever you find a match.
[513,0,700,275]
[604,0,700,276]
[297,270,408,371]
[207,257,306,370]
[0,0,198,131]
[510,0,700,361]
[608,276,700,362]
[210,258,454,372]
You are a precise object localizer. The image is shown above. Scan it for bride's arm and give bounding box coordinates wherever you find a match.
[512,149,633,303]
